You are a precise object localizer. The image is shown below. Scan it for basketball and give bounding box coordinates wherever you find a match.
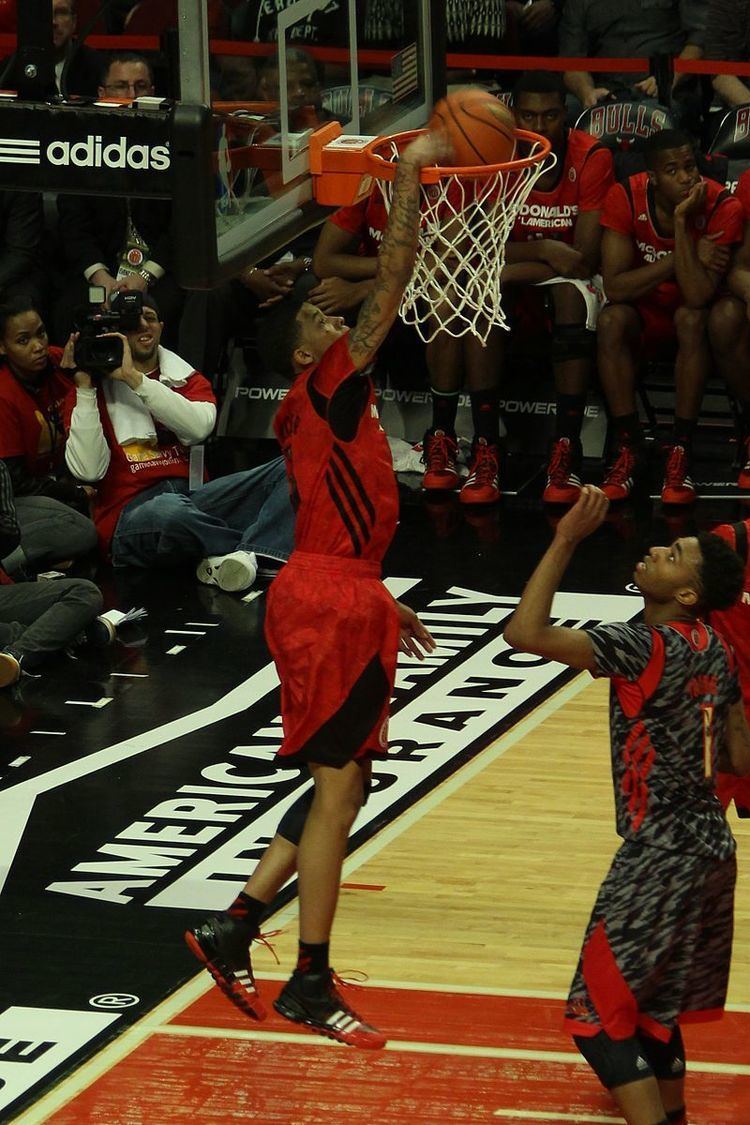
[429,87,516,167]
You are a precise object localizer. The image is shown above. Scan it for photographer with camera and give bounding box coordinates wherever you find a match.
[0,295,97,579]
[63,294,294,589]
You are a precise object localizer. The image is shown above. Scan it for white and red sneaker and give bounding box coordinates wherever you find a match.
[421,429,459,491]
[543,437,583,505]
[185,915,267,1021]
[601,443,643,502]
[460,438,501,505]
[661,444,696,506]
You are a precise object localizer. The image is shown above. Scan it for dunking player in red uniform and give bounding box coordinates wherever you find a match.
[185,131,445,1049]
[710,518,750,818]
[708,166,750,490]
[503,70,614,504]
[505,486,750,1125]
[597,129,744,506]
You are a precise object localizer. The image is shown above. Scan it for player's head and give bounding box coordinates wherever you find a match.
[258,299,347,377]
[125,294,162,366]
[0,295,49,380]
[633,533,744,613]
[643,129,701,207]
[52,0,77,54]
[258,48,323,110]
[512,71,567,147]
[99,53,155,100]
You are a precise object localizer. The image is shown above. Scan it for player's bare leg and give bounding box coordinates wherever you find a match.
[545,284,592,504]
[709,294,750,488]
[597,303,647,500]
[610,1077,668,1125]
[274,758,386,1048]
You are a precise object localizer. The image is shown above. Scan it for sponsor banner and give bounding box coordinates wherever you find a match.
[0,102,172,197]
[0,1006,119,1114]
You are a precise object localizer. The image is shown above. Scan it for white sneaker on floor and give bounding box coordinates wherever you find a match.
[196,550,258,593]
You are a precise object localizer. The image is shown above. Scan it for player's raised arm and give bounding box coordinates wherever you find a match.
[503,486,608,669]
[347,131,449,371]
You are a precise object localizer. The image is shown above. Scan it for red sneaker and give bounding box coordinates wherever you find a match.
[274,969,386,1050]
[661,444,696,506]
[543,437,582,505]
[738,435,750,490]
[460,438,501,505]
[421,429,459,491]
[601,444,642,502]
[185,915,267,1021]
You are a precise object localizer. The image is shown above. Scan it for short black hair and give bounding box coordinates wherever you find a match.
[643,128,695,170]
[0,293,41,338]
[696,532,745,611]
[101,52,154,88]
[141,293,161,318]
[512,71,566,106]
[259,47,324,86]
[256,298,304,378]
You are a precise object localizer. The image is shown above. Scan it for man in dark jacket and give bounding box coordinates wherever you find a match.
[0,0,101,99]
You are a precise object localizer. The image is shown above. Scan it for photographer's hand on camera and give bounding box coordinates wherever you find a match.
[102,332,143,390]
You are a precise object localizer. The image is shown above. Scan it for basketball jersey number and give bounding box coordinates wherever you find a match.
[701,703,715,779]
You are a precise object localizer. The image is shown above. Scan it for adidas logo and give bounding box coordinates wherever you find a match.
[636,1055,649,1070]
[637,212,648,221]
[46,134,171,171]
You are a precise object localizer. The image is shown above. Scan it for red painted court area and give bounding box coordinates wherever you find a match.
[48,986,750,1123]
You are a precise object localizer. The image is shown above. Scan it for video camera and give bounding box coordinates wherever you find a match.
[73,286,144,376]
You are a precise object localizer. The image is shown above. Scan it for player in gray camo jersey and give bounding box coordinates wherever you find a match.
[504,486,750,1125]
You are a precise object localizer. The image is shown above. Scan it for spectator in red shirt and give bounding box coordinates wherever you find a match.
[596,129,744,506]
[0,295,96,578]
[708,168,750,491]
[502,70,615,505]
[63,296,294,591]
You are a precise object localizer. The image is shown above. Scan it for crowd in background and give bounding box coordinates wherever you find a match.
[3,0,750,691]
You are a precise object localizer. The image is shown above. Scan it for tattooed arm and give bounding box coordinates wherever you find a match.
[347,132,449,371]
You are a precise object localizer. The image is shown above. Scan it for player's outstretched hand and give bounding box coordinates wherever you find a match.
[401,129,454,169]
[555,485,609,545]
[395,600,436,660]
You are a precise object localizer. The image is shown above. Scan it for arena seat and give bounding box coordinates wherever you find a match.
[321,84,392,121]
[0,0,15,35]
[707,103,750,191]
[574,101,676,181]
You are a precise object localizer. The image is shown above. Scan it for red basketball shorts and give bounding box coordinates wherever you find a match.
[265,551,400,769]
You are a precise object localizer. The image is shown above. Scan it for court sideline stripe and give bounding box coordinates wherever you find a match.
[12,672,610,1124]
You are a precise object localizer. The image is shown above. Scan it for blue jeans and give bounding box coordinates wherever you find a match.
[111,458,294,570]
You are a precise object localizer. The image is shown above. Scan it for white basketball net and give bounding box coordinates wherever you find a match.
[373,138,554,345]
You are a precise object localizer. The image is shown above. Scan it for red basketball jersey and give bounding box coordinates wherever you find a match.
[329,190,388,259]
[510,130,614,245]
[273,334,398,563]
[601,173,743,307]
[710,520,750,718]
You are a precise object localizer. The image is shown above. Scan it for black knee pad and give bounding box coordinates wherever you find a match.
[276,787,314,845]
[551,323,596,365]
[639,1026,686,1081]
[573,1031,655,1090]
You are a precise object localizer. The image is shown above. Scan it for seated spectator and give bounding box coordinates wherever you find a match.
[708,169,750,488]
[705,0,750,108]
[505,0,559,57]
[0,295,97,577]
[0,190,46,313]
[596,129,744,506]
[53,53,184,350]
[501,70,614,505]
[256,47,338,128]
[0,459,118,689]
[63,295,294,590]
[0,1,102,98]
[559,0,705,112]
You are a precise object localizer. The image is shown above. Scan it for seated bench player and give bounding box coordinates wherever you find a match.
[597,129,744,506]
[707,167,750,490]
[503,70,615,504]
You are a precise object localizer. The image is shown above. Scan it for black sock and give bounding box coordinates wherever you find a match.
[226,892,265,934]
[296,940,329,975]
[673,416,697,450]
[555,393,586,443]
[665,1109,687,1125]
[430,387,459,435]
[470,388,500,444]
[612,412,644,447]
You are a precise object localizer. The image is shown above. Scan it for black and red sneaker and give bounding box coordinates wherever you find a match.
[184,915,267,1020]
[421,429,459,491]
[543,437,583,505]
[460,437,501,505]
[601,443,643,502]
[274,969,386,1049]
[661,444,696,506]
